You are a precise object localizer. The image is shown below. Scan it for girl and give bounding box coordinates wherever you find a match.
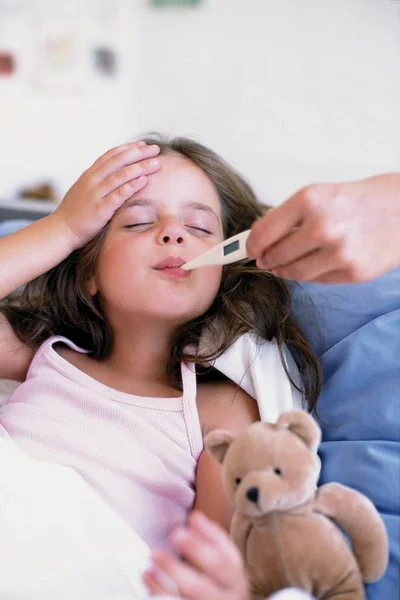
[0,136,320,599]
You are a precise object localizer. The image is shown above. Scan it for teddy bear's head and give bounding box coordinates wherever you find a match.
[205,410,322,517]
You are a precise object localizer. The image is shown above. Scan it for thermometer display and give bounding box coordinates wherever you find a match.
[223,240,239,256]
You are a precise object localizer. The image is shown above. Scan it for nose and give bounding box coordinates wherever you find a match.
[157,218,186,246]
[246,487,259,504]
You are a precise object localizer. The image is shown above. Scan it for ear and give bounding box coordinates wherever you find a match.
[204,429,234,464]
[87,276,98,296]
[276,409,321,453]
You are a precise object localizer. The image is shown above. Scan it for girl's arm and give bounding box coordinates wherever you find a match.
[194,381,260,530]
[0,141,160,302]
[0,215,77,379]
[144,381,259,600]
[0,141,160,380]
[0,213,77,301]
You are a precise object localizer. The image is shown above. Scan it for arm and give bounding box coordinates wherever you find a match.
[0,142,160,302]
[0,214,76,301]
[314,482,388,583]
[194,381,261,531]
[247,173,400,283]
[143,382,258,600]
[0,141,160,379]
[0,217,71,380]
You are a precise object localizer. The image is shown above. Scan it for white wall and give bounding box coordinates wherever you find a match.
[1,0,399,204]
[136,0,400,204]
[0,0,140,198]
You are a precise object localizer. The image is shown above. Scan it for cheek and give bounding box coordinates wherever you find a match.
[109,233,148,264]
[94,240,142,291]
[199,266,222,300]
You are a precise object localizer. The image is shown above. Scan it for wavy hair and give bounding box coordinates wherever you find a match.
[0,135,321,411]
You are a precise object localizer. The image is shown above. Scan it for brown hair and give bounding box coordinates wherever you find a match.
[0,135,321,411]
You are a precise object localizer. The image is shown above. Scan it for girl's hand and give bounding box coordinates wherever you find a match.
[53,141,160,249]
[143,511,250,600]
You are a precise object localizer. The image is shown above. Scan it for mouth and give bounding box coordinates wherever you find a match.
[153,257,190,279]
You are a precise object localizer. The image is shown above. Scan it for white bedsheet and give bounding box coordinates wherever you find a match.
[0,436,177,600]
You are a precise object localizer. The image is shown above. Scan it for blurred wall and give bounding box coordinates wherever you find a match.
[0,0,140,198]
[1,0,399,204]
[136,0,400,204]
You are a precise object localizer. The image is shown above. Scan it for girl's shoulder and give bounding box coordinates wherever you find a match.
[196,378,260,437]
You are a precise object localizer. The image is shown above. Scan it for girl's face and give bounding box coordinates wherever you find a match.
[90,154,224,327]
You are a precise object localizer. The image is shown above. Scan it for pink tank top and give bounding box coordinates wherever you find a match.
[0,336,203,549]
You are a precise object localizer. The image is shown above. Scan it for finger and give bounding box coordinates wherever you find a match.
[89,141,146,170]
[271,248,341,282]
[312,269,358,284]
[143,569,181,598]
[151,550,219,600]
[256,221,320,270]
[99,158,160,199]
[102,174,148,211]
[171,514,243,589]
[92,143,160,179]
[247,183,336,260]
[246,194,304,259]
[189,511,240,562]
[90,140,157,170]
[142,570,169,596]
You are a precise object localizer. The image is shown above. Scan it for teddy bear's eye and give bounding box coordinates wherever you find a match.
[235,477,242,485]
[273,467,282,476]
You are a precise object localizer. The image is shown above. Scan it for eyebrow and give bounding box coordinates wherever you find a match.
[121,198,221,224]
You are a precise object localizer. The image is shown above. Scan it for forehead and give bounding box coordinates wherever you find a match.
[134,154,221,210]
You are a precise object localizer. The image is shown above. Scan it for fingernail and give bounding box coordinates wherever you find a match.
[149,158,159,166]
[256,259,265,270]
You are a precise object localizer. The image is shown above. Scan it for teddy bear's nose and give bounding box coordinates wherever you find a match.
[246,487,259,504]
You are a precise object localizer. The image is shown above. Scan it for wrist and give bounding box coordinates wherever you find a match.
[46,210,81,253]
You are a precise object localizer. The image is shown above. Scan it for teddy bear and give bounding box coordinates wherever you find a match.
[204,409,388,600]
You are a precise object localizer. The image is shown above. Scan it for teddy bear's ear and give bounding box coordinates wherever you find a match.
[204,430,234,464]
[276,410,321,453]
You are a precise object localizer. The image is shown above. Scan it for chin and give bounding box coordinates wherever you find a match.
[147,299,212,325]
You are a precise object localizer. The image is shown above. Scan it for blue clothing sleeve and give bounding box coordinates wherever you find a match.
[291,268,400,600]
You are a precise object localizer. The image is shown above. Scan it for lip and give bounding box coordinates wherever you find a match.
[153,257,190,279]
[154,257,185,270]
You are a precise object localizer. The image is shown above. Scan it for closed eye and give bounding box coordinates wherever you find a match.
[125,223,154,229]
[187,226,212,235]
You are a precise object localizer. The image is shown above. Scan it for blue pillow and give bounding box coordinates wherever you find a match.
[0,219,34,237]
[291,267,400,600]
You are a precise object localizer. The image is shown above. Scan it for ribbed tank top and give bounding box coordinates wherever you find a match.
[0,336,203,549]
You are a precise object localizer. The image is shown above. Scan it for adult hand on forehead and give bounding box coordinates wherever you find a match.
[53,141,161,250]
[246,173,400,284]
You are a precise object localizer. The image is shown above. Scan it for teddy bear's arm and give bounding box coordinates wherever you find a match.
[314,482,388,583]
[230,512,253,558]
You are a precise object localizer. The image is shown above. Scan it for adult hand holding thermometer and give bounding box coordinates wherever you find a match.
[181,230,251,271]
